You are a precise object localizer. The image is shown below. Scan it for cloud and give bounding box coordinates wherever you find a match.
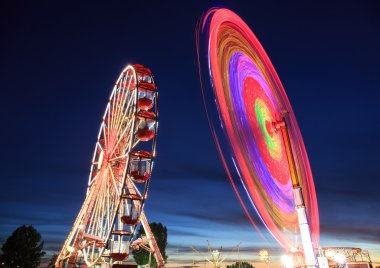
[165,243,283,265]
[0,209,73,226]
[41,241,64,252]
[317,185,379,202]
[174,210,252,226]
[169,229,203,237]
[321,224,380,244]
[167,243,280,255]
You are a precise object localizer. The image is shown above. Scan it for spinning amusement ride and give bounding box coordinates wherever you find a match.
[56,64,164,267]
[197,8,320,267]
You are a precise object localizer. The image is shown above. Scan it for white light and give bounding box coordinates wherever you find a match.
[67,246,74,253]
[77,250,83,257]
[281,254,294,268]
[334,253,346,264]
[258,249,269,259]
[98,150,104,169]
[324,249,335,259]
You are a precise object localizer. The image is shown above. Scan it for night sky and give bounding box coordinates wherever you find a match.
[1,1,379,267]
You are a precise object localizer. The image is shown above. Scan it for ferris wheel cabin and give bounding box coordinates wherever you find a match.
[108,64,159,264]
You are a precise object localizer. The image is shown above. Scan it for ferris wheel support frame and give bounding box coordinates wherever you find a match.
[125,176,165,267]
[140,212,165,267]
[274,118,317,267]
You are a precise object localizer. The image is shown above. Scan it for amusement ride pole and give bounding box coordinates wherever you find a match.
[274,118,317,268]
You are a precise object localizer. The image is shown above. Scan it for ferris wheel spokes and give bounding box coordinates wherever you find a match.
[56,64,161,268]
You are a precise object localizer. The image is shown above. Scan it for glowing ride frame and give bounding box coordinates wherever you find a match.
[197,8,319,267]
[56,64,164,268]
[274,119,316,266]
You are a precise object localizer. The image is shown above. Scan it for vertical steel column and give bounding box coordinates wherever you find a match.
[274,119,316,267]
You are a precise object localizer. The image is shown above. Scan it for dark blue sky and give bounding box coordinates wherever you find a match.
[0,1,379,266]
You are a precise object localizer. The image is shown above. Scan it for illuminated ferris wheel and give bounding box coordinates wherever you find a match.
[56,64,164,267]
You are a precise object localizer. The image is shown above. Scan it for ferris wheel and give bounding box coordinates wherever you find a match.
[56,64,164,268]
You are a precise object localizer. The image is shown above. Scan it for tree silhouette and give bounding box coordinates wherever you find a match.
[226,261,255,268]
[132,222,167,267]
[0,225,45,268]
[47,254,58,268]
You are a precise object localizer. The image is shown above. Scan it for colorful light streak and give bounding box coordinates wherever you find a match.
[197,8,319,250]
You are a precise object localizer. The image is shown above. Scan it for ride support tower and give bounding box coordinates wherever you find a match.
[274,118,316,267]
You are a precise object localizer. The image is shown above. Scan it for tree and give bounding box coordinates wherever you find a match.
[0,225,45,268]
[226,262,255,268]
[132,222,168,267]
[47,254,58,268]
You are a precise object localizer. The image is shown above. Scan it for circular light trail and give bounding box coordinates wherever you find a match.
[197,8,319,250]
